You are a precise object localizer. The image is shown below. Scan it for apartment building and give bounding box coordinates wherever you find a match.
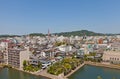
[0,51,4,64]
[8,47,30,69]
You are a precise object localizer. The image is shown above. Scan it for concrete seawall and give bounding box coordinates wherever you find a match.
[65,63,85,78]
[37,69,68,79]
[85,61,120,70]
[3,62,120,79]
[0,64,3,68]
[65,61,120,78]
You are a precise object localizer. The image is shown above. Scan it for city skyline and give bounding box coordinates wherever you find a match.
[0,0,120,34]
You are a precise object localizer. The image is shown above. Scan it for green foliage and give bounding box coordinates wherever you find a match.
[23,60,41,72]
[89,52,96,56]
[84,52,96,57]
[29,33,45,36]
[54,30,105,36]
[0,35,20,38]
[23,60,27,67]
[38,61,42,68]
[55,42,66,46]
[3,65,12,68]
[47,58,82,75]
[23,65,40,72]
[32,51,36,54]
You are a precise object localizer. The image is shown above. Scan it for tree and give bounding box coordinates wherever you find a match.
[48,58,82,75]
[63,63,71,75]
[23,60,27,67]
[55,67,64,75]
[38,61,42,69]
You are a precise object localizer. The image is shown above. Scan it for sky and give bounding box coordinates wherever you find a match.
[0,0,120,35]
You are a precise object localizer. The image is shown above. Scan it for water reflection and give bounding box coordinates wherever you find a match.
[0,68,48,79]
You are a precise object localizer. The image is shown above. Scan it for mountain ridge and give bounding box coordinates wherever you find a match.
[0,30,120,37]
[29,30,120,36]
[53,30,104,36]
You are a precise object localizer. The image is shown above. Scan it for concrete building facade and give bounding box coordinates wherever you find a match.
[102,51,120,64]
[8,47,30,69]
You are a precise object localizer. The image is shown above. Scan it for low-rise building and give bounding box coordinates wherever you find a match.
[102,51,120,64]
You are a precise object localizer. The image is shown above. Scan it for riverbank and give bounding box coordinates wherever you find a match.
[66,61,120,78]
[14,67,66,79]
[15,62,120,79]
[2,62,120,79]
[68,64,120,79]
[36,69,67,79]
[65,63,85,78]
[0,68,50,79]
[0,66,50,79]
[85,61,120,70]
[14,68,51,79]
[0,64,4,68]
[0,65,66,79]
[0,65,3,68]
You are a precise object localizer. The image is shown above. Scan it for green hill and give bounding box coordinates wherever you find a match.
[54,30,105,36]
[0,35,21,38]
[1,30,118,37]
[29,33,45,36]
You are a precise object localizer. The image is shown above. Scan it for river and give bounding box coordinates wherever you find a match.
[0,68,49,79]
[68,65,120,79]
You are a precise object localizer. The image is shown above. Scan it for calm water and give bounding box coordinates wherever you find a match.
[69,65,120,79]
[0,68,49,79]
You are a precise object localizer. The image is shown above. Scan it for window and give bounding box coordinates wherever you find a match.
[117,58,119,61]
[112,58,114,60]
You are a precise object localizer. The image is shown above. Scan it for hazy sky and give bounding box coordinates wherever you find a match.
[0,0,120,35]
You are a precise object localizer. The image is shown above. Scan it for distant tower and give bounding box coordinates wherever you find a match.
[48,29,51,40]
[83,33,87,39]
[48,29,50,36]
